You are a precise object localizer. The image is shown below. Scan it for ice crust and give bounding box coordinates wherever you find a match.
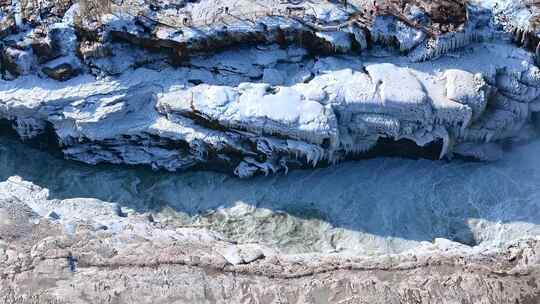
[1,0,540,176]
[2,42,539,176]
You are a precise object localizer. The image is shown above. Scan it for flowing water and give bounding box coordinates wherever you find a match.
[1,133,539,255]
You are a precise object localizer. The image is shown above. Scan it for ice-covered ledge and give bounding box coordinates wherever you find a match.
[2,0,540,177]
[2,40,540,177]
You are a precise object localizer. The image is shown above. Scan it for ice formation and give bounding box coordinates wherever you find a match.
[1,134,540,303]
[1,0,540,177]
[2,1,540,302]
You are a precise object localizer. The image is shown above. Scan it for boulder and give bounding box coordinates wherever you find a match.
[31,30,61,63]
[42,62,79,81]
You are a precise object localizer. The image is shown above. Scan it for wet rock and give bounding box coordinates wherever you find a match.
[0,13,15,39]
[42,62,79,81]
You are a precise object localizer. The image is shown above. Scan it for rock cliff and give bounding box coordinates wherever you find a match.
[2,0,540,176]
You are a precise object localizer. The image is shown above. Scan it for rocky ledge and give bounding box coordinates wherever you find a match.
[0,176,539,303]
[1,0,540,178]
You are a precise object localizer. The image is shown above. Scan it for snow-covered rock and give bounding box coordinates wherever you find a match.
[0,172,537,302]
[1,0,540,177]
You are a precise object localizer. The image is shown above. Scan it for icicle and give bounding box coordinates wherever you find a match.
[279,158,289,175]
[434,127,450,159]
[535,42,540,67]
[521,31,529,48]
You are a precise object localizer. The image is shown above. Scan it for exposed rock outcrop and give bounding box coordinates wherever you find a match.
[0,176,539,304]
[0,0,539,178]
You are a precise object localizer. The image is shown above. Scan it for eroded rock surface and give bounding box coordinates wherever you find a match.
[0,176,538,304]
[0,1,539,177]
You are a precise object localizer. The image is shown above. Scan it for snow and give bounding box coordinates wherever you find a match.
[1,0,540,177]
[2,37,540,176]
[370,16,426,53]
[2,2,540,295]
[365,63,430,115]
[315,31,353,52]
[444,69,490,122]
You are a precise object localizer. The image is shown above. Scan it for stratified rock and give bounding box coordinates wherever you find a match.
[30,29,60,64]
[78,40,111,61]
[0,0,540,178]
[0,13,15,39]
[1,46,36,76]
[0,176,538,304]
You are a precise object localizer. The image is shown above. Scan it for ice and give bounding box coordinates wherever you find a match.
[444,69,491,121]
[1,134,540,255]
[2,0,540,179]
[2,1,540,299]
[2,40,540,176]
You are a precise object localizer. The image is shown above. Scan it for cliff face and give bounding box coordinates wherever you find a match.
[1,0,540,177]
[2,2,540,302]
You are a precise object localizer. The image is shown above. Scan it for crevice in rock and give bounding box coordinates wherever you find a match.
[0,119,63,157]
[360,137,444,160]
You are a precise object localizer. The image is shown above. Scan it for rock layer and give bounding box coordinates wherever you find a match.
[1,1,540,176]
[0,175,539,304]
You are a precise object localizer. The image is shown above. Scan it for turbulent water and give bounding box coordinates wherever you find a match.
[1,133,539,255]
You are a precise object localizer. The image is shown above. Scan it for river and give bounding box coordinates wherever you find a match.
[1,133,539,255]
